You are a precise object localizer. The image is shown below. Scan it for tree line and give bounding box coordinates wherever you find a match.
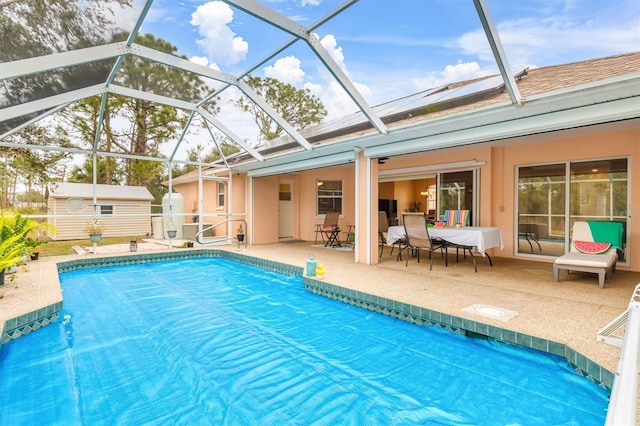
[1,0,326,211]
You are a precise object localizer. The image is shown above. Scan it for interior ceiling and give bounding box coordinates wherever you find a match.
[0,0,522,172]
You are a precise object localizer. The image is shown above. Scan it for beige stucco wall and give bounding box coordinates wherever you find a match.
[174,121,639,271]
[173,173,248,239]
[296,166,356,243]
[498,124,639,271]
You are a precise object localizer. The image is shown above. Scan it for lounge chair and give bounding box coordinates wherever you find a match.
[553,221,623,289]
[402,213,447,270]
[314,211,341,247]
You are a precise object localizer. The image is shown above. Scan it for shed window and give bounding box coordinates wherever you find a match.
[100,205,114,216]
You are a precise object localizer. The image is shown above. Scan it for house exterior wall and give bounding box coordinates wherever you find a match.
[252,175,279,243]
[173,121,638,271]
[174,176,245,238]
[498,123,639,271]
[46,198,151,241]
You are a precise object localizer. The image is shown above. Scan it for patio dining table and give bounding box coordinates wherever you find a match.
[387,225,504,271]
[387,225,504,256]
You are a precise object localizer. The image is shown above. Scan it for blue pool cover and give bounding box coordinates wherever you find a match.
[0,258,609,424]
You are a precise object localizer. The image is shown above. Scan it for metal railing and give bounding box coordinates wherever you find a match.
[195,218,248,250]
[605,283,640,425]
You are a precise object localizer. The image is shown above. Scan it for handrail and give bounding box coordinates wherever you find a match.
[605,283,640,426]
[195,218,248,249]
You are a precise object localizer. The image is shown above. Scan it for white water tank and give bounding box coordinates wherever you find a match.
[162,192,185,239]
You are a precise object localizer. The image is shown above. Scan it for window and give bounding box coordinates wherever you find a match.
[99,205,113,216]
[516,158,628,261]
[317,180,342,215]
[217,182,225,208]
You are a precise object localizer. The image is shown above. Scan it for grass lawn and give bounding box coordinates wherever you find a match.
[35,235,149,257]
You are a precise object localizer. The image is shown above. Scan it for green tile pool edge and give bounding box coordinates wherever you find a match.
[302,277,614,391]
[0,250,612,390]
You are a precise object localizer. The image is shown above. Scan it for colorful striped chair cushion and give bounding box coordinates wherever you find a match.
[443,210,470,227]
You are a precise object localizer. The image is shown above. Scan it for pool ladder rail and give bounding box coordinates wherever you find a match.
[195,218,248,250]
[603,283,640,426]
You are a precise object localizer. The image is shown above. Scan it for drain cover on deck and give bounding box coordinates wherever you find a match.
[462,304,518,322]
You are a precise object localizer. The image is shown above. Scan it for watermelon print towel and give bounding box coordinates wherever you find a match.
[587,221,624,250]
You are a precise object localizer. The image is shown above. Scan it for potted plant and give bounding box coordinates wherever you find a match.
[0,214,36,286]
[6,213,46,260]
[166,218,177,239]
[236,224,245,242]
[84,222,105,243]
[26,236,46,260]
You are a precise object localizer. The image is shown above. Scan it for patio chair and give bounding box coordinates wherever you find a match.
[553,221,623,289]
[443,209,471,227]
[402,213,448,270]
[379,211,403,258]
[314,211,341,247]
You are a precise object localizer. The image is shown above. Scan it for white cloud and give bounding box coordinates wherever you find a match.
[263,56,305,85]
[456,14,640,71]
[190,1,249,66]
[412,61,493,91]
[319,34,347,75]
[189,55,210,67]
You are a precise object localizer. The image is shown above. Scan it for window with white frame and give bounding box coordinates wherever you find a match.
[516,158,628,261]
[317,179,342,215]
[99,205,114,216]
[217,182,225,208]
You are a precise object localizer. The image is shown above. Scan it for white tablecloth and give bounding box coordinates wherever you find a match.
[387,225,504,256]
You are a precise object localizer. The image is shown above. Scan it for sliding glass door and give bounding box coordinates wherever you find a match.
[517,158,628,261]
[438,170,477,225]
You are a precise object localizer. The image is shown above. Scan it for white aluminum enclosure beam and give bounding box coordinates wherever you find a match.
[0,43,127,80]
[232,75,638,176]
[198,0,358,105]
[223,0,388,135]
[473,0,522,106]
[0,139,170,163]
[126,0,154,46]
[131,44,239,85]
[304,33,387,135]
[234,80,313,151]
[363,75,639,158]
[205,122,231,169]
[92,93,109,153]
[365,97,639,160]
[0,84,106,121]
[197,108,264,161]
[0,40,311,156]
[247,151,355,177]
[0,104,67,140]
[169,112,197,161]
[107,85,197,111]
[132,43,313,152]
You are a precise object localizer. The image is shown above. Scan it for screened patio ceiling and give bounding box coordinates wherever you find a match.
[1,0,638,177]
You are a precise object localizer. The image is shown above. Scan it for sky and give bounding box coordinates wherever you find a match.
[134,0,640,154]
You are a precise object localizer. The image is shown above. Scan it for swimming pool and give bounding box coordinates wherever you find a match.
[0,257,609,424]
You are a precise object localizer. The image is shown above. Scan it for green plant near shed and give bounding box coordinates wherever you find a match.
[0,213,39,273]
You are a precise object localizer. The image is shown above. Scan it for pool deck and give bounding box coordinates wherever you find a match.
[2,239,639,387]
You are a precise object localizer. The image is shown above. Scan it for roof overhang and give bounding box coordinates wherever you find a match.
[231,72,640,177]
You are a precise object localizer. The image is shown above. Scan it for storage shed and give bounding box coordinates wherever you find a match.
[46,182,154,241]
